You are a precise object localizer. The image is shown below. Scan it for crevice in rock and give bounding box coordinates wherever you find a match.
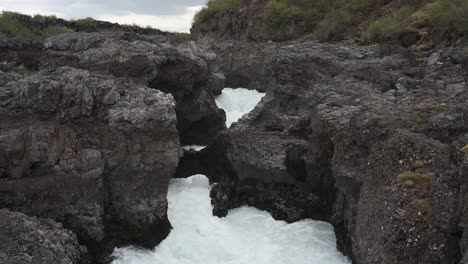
[149,63,226,146]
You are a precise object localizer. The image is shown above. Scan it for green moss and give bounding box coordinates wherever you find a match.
[412,199,433,223]
[425,104,448,112]
[412,160,425,169]
[193,0,240,26]
[460,145,468,154]
[398,171,419,183]
[410,115,424,128]
[397,171,432,193]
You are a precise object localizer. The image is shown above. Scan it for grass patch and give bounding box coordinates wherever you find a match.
[397,171,432,193]
[461,145,468,154]
[314,8,352,42]
[0,11,75,42]
[75,17,97,26]
[314,0,388,42]
[264,0,334,40]
[425,104,448,112]
[363,5,415,43]
[426,0,468,41]
[173,32,192,43]
[193,0,240,26]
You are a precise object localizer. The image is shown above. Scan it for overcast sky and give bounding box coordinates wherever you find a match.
[0,0,208,32]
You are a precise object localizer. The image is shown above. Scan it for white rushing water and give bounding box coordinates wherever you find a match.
[181,145,207,152]
[112,175,350,264]
[215,88,265,128]
[112,88,349,264]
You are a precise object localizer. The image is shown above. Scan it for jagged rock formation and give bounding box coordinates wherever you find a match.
[0,209,88,264]
[178,41,468,264]
[0,65,180,262]
[0,31,225,263]
[1,10,468,264]
[41,32,226,145]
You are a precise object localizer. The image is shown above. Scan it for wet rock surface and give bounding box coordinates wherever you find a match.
[180,42,468,264]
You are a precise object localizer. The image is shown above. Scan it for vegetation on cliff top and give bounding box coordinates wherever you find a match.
[0,11,168,44]
[193,0,468,48]
[0,11,74,42]
[193,0,240,26]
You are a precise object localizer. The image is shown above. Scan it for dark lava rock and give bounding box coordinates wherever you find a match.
[41,32,226,145]
[183,41,468,264]
[0,209,88,264]
[0,66,181,262]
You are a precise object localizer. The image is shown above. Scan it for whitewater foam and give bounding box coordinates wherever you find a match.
[112,175,350,264]
[215,88,265,128]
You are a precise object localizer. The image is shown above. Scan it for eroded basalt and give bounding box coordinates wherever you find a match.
[0,65,181,262]
[178,41,468,264]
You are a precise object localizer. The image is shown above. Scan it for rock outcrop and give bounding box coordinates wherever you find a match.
[179,41,468,264]
[0,209,88,264]
[0,30,230,262]
[41,32,226,145]
[0,65,181,261]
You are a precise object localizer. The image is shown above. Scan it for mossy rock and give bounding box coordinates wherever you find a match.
[410,115,424,129]
[425,104,448,112]
[412,160,425,169]
[411,198,433,223]
[397,171,432,193]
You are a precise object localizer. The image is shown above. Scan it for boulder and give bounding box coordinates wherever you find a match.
[0,209,88,264]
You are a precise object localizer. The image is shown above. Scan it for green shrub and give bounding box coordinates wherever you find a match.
[264,0,303,39]
[264,0,334,40]
[32,14,58,23]
[314,0,386,41]
[193,0,240,26]
[314,8,352,41]
[364,6,415,42]
[75,17,97,26]
[426,0,468,38]
[0,11,37,41]
[0,11,75,42]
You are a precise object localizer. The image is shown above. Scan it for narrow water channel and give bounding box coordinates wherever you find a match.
[112,88,350,264]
